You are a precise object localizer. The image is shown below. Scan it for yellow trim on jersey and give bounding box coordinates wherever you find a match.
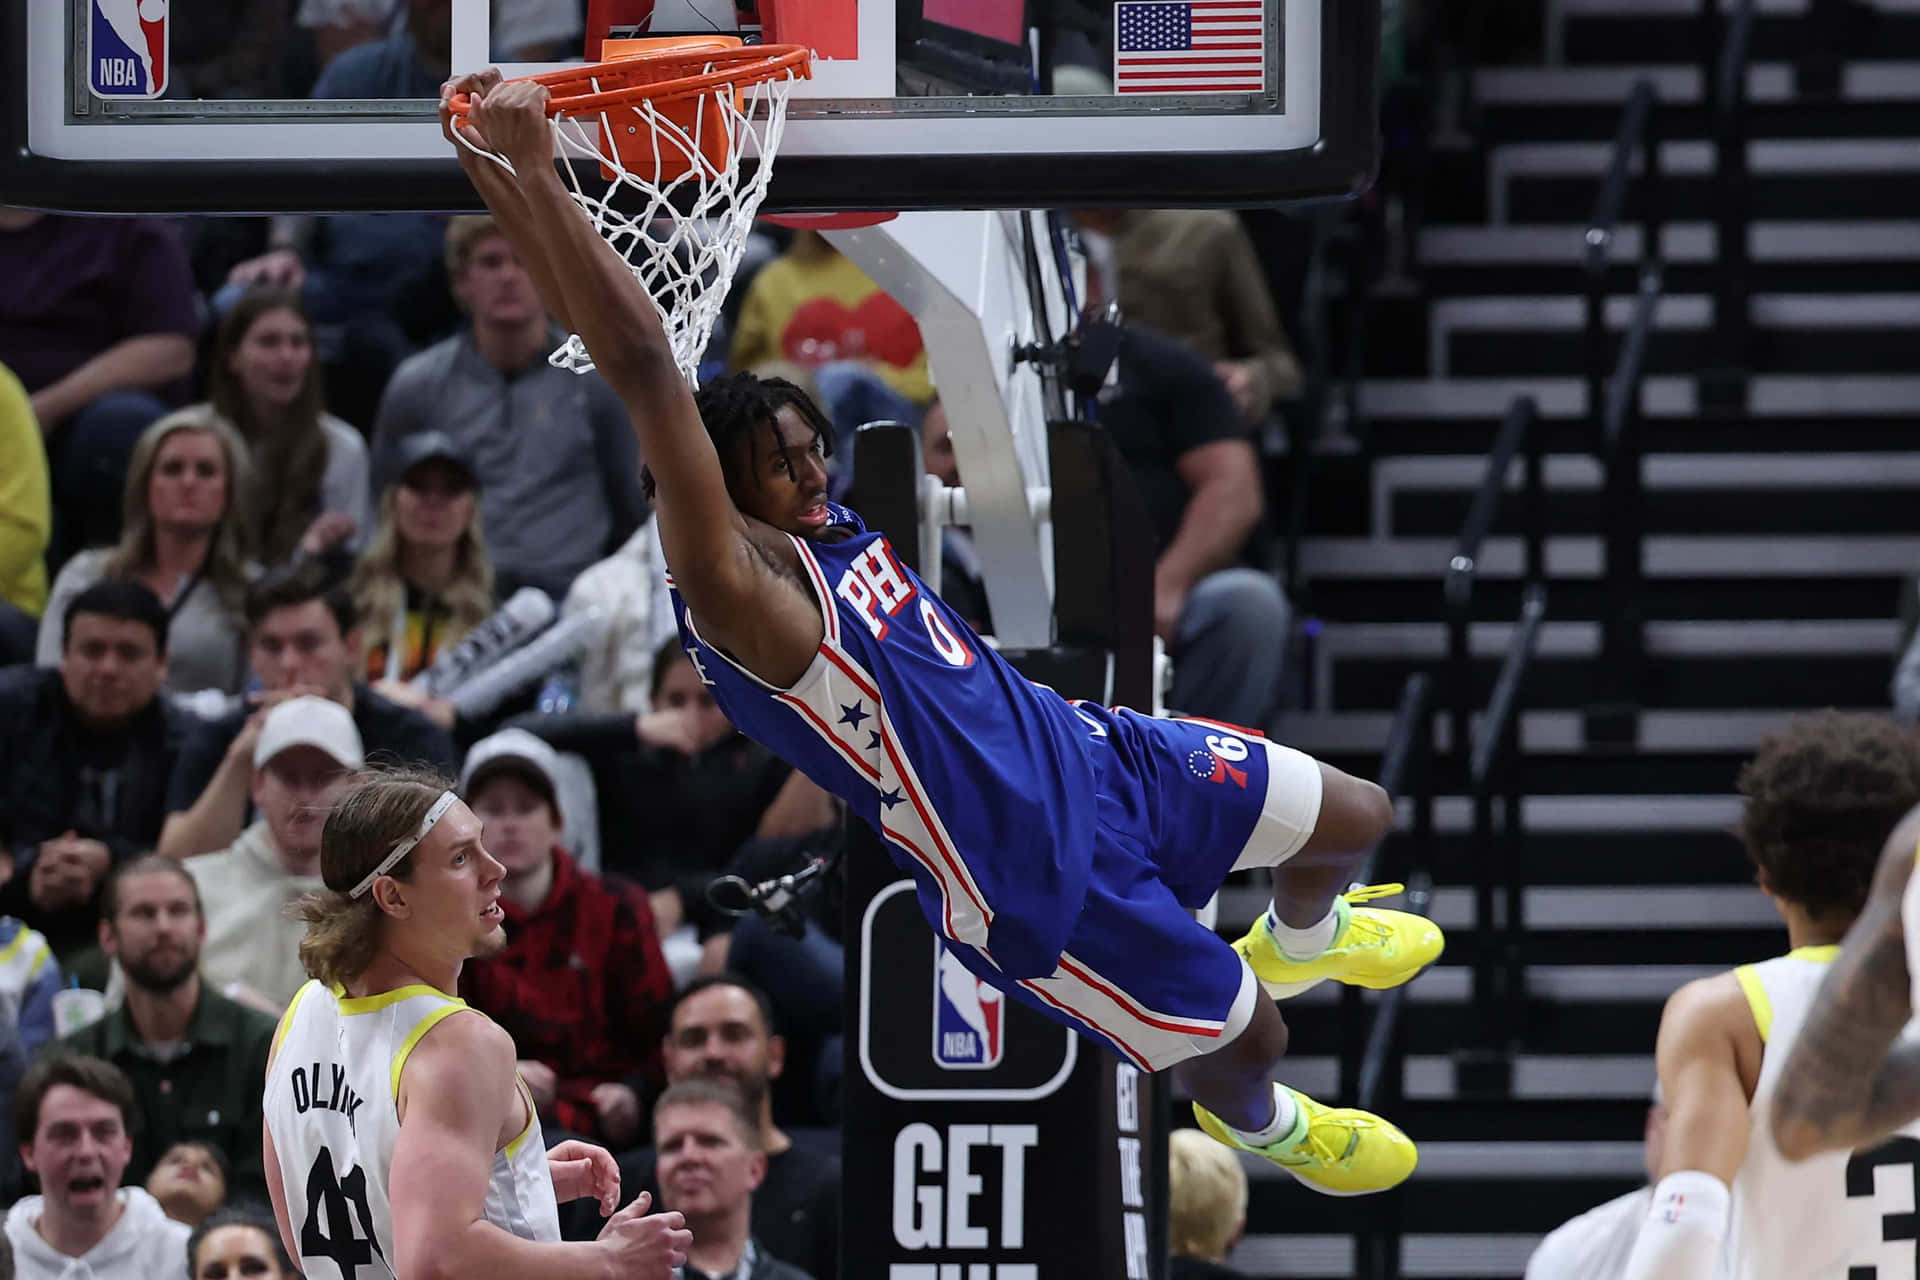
[1735,964,1773,1043]
[504,1077,538,1160]
[272,981,320,1058]
[1786,945,1838,965]
[389,1002,469,1099]
[332,982,464,1016]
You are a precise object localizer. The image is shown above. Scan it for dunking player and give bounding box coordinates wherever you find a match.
[262,768,692,1278]
[444,71,1442,1194]
[1619,713,1920,1279]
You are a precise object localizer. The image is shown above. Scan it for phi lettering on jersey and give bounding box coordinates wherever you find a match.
[933,941,1004,1069]
[88,0,169,98]
[836,542,917,639]
[290,1062,366,1133]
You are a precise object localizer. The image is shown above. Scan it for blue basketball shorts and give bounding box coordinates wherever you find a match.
[947,709,1325,1072]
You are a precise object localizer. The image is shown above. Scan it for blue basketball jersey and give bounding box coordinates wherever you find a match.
[667,505,1101,978]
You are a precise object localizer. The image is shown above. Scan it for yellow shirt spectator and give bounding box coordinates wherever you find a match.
[0,364,49,617]
[731,231,934,405]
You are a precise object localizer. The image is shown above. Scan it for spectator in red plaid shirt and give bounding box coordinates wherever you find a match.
[455,728,673,1150]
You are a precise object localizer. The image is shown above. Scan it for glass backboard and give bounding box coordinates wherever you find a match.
[1,0,1378,214]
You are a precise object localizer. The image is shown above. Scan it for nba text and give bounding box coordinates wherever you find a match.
[288,1062,365,1132]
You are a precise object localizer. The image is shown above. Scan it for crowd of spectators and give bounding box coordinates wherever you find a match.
[0,6,1312,1274]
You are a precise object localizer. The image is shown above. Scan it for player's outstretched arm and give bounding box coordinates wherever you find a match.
[1621,975,1750,1280]
[459,81,755,623]
[1772,807,1920,1160]
[390,1011,689,1280]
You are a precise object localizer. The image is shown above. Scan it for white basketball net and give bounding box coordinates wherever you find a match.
[468,64,802,387]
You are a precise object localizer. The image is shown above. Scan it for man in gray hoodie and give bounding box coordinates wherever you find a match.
[4,1054,189,1279]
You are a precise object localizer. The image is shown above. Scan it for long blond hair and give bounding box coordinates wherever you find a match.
[103,407,256,613]
[294,767,450,989]
[348,485,494,675]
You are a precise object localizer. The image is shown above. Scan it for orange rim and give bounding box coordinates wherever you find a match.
[451,44,812,117]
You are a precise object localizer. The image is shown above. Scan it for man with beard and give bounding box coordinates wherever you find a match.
[50,857,274,1204]
[569,978,839,1280]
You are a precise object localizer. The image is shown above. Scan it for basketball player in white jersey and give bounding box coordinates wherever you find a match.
[262,766,693,1279]
[1621,712,1920,1280]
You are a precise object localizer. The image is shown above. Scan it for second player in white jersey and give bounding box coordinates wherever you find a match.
[266,980,561,1275]
[1622,713,1920,1280]
[1726,949,1920,1278]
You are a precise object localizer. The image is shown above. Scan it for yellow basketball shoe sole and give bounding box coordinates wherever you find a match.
[1232,883,1445,999]
[1194,1088,1418,1197]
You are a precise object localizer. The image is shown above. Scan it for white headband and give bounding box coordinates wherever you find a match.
[350,791,458,899]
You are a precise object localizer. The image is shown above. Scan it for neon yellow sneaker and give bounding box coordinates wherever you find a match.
[1233,883,1444,999]
[1194,1088,1418,1196]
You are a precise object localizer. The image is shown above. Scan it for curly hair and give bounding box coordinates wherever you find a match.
[1737,711,1920,923]
[641,370,835,502]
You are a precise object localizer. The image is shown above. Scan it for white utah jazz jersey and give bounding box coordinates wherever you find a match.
[1725,948,1920,1280]
[264,980,560,1278]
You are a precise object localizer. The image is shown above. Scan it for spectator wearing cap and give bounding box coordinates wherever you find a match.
[369,214,645,599]
[350,431,495,731]
[206,286,372,566]
[0,210,198,563]
[185,697,360,1012]
[157,557,455,861]
[53,857,276,1205]
[36,408,257,698]
[0,581,186,977]
[456,729,673,1152]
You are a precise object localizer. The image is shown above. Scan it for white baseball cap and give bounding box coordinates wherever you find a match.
[254,696,365,770]
[459,728,562,812]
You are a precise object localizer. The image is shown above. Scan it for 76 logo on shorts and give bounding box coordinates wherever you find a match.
[933,942,1004,1069]
[1187,733,1250,789]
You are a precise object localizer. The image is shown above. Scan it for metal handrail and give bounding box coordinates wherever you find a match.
[1469,583,1548,1051]
[1583,76,1666,746]
[1584,78,1664,459]
[1442,396,1547,775]
[1707,0,1756,406]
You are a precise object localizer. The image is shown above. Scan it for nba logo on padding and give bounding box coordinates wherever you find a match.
[933,941,1003,1069]
[89,0,169,99]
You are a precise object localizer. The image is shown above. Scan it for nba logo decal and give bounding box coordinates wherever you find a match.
[933,941,1003,1069]
[89,0,170,99]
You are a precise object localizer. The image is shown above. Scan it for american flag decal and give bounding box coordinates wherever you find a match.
[1114,0,1267,95]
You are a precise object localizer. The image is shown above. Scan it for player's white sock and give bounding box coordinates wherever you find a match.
[1224,1083,1301,1149]
[1267,905,1339,961]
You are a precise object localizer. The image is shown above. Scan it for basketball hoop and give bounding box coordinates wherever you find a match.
[452,39,813,384]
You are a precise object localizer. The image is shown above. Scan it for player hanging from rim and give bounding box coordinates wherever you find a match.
[1619,712,1920,1280]
[261,766,693,1279]
[440,68,1443,1195]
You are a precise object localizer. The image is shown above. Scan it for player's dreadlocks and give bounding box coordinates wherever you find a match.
[1737,711,1920,924]
[642,370,838,501]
